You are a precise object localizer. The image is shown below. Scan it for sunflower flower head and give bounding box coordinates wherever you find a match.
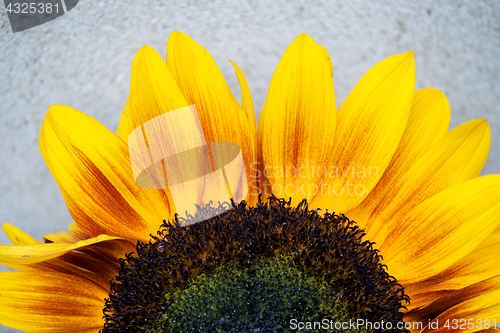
[1,31,500,333]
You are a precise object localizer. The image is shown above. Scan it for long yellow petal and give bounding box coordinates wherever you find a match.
[0,224,124,290]
[0,234,123,265]
[367,118,490,241]
[0,271,106,332]
[39,104,174,242]
[3,212,91,247]
[166,31,257,202]
[258,33,336,205]
[382,175,500,284]
[312,51,415,213]
[348,88,451,228]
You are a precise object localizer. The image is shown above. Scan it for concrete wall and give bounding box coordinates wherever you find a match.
[0,1,499,332]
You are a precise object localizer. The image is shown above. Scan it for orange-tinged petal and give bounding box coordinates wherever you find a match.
[403,234,500,306]
[348,88,451,228]
[431,299,500,333]
[67,221,92,240]
[404,233,500,311]
[0,271,106,332]
[39,105,174,242]
[258,33,336,205]
[434,233,500,283]
[430,302,500,333]
[407,276,500,333]
[312,51,415,213]
[407,274,500,311]
[166,31,257,202]
[366,118,490,241]
[382,175,500,284]
[43,230,81,244]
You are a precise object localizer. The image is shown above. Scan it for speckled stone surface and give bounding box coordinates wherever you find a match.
[0,1,499,332]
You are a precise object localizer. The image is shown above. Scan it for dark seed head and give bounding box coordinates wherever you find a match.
[102,196,409,332]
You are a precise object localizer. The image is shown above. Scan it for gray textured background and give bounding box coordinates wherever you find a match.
[0,1,499,332]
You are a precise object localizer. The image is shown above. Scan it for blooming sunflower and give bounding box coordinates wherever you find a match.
[1,31,500,333]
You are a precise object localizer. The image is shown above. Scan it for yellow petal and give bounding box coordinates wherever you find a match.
[230,60,257,140]
[119,45,189,144]
[312,51,415,213]
[348,88,451,228]
[258,33,336,205]
[39,104,174,242]
[40,221,87,244]
[67,221,92,240]
[365,118,490,242]
[43,230,81,244]
[382,175,500,284]
[2,223,41,245]
[166,31,257,202]
[0,271,106,332]
[42,221,94,243]
[230,60,259,205]
[319,45,333,77]
[0,234,123,265]
[116,97,131,142]
[435,233,500,283]
[0,233,133,291]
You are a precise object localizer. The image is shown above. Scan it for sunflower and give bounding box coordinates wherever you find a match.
[1,31,499,333]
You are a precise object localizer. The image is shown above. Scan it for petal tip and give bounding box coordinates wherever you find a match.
[293,32,317,47]
[134,45,162,64]
[168,30,190,44]
[390,50,415,69]
[472,118,489,128]
[46,104,72,122]
[403,50,415,62]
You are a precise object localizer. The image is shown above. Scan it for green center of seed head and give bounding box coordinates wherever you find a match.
[148,253,359,333]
